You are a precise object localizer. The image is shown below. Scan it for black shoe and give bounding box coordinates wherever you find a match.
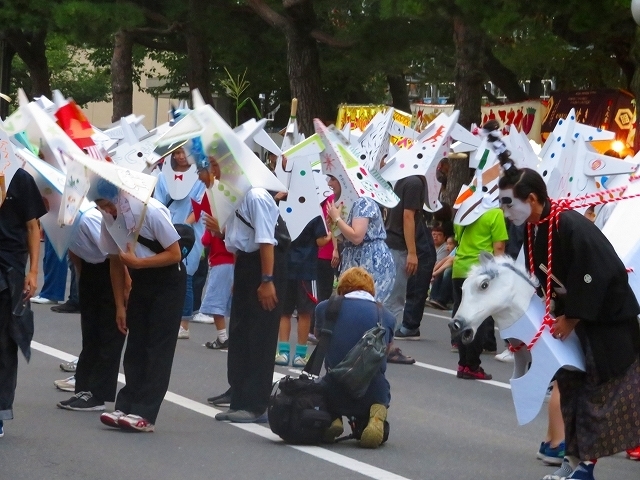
[207,388,232,406]
[387,347,416,365]
[57,391,105,411]
[57,392,83,407]
[204,338,229,350]
[394,328,420,340]
[51,302,80,314]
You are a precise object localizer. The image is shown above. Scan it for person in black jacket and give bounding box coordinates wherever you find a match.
[498,159,640,480]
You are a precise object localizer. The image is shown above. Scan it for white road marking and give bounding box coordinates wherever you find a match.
[31,341,413,480]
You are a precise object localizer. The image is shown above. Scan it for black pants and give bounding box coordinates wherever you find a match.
[228,250,286,414]
[0,289,17,420]
[401,239,436,332]
[311,258,334,330]
[115,263,186,423]
[451,278,493,370]
[75,260,125,402]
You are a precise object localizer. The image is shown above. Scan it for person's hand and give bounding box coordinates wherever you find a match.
[406,252,418,276]
[274,191,288,201]
[331,248,340,268]
[327,201,341,222]
[116,305,128,335]
[203,213,221,235]
[119,243,140,269]
[23,271,37,301]
[257,281,278,311]
[198,169,212,188]
[552,315,580,341]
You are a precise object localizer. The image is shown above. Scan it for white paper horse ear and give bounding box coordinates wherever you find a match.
[502,126,540,170]
[450,123,481,155]
[451,255,585,425]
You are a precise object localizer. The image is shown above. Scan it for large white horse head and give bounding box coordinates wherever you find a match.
[448,252,538,344]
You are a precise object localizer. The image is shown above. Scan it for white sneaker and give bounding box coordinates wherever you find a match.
[178,326,190,339]
[495,349,515,363]
[54,375,76,392]
[191,312,215,324]
[59,358,78,372]
[30,296,59,305]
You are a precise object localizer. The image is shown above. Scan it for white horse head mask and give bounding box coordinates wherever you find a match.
[448,251,586,425]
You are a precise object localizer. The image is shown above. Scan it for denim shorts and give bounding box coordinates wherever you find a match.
[200,263,233,317]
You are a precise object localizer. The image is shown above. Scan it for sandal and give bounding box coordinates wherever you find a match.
[387,347,415,365]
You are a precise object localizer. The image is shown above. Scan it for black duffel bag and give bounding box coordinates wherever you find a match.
[268,294,344,444]
[268,373,331,445]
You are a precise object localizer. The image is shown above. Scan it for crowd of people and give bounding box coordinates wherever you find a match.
[1,127,639,477]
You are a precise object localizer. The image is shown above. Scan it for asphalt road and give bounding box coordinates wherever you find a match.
[1,297,638,480]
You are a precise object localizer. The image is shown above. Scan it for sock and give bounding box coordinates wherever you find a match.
[217,328,228,343]
[567,455,580,469]
[278,341,290,355]
[295,344,308,359]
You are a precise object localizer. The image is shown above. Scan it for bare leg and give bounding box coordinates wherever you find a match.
[279,315,292,342]
[296,313,311,345]
[546,382,564,447]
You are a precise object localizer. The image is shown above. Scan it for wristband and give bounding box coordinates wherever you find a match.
[261,274,275,283]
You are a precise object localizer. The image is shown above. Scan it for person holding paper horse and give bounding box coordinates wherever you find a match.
[492,123,640,480]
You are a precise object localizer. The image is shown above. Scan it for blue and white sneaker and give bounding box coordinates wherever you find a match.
[275,352,289,366]
[0,420,4,438]
[542,441,566,466]
[537,441,550,460]
[566,462,595,480]
[541,457,573,480]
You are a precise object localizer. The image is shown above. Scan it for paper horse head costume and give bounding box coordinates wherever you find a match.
[155,89,286,227]
[314,119,398,225]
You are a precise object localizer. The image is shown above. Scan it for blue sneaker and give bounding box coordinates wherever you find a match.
[0,420,4,438]
[542,441,566,466]
[537,441,550,460]
[566,462,595,480]
[275,352,289,366]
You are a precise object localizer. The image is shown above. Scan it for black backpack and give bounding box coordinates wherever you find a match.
[235,211,291,253]
[267,294,343,444]
[137,223,195,260]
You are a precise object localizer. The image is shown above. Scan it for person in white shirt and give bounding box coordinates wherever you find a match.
[56,208,126,412]
[205,158,287,424]
[90,181,186,433]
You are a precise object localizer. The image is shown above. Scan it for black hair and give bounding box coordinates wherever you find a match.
[482,120,549,203]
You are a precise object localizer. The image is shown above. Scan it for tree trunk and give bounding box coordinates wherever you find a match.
[444,15,484,208]
[185,0,214,106]
[111,29,133,122]
[6,29,51,100]
[482,46,529,103]
[0,39,15,119]
[387,73,411,113]
[283,1,328,136]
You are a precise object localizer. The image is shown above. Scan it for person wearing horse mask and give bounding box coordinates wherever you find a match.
[491,124,640,480]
